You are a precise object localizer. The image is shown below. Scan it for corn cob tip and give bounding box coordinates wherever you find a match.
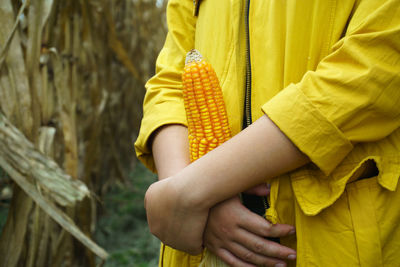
[185,49,203,65]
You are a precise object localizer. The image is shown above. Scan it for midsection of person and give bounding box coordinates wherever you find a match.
[136,0,400,266]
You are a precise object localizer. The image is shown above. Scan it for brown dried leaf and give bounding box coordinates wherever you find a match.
[0,0,29,68]
[0,113,89,206]
[0,186,33,267]
[0,156,108,260]
[0,0,33,137]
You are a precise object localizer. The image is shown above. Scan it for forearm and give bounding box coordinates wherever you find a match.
[151,124,191,180]
[174,115,309,209]
[144,115,307,253]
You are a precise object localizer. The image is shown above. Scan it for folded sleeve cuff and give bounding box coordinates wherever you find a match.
[134,102,187,173]
[262,83,353,175]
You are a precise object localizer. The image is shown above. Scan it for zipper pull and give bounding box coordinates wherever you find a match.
[193,0,201,16]
[265,178,279,225]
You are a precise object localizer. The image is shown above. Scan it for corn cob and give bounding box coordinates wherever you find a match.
[182,49,231,162]
[181,49,231,266]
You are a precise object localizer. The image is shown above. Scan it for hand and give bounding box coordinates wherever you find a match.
[203,196,297,267]
[144,177,209,255]
[243,183,270,196]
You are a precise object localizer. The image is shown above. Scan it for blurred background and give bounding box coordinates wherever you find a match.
[0,0,167,266]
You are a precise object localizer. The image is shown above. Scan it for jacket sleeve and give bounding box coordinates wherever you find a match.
[134,0,196,172]
[262,0,400,175]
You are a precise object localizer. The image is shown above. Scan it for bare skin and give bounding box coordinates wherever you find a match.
[150,124,296,266]
[148,116,307,266]
[151,124,191,180]
[204,197,297,267]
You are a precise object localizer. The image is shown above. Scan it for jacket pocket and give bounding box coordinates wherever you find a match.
[294,175,400,266]
[346,174,400,266]
[346,176,384,267]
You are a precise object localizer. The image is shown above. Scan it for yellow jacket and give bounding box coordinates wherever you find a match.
[135,0,400,266]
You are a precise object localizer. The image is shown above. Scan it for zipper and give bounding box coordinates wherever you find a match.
[193,0,201,16]
[242,0,269,216]
[243,0,252,129]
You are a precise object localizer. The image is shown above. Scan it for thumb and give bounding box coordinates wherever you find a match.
[243,183,270,196]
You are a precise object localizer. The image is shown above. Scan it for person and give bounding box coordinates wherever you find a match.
[135,0,400,266]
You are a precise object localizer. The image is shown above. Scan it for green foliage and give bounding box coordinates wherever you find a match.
[0,205,8,232]
[0,206,9,233]
[0,168,10,232]
[96,163,159,267]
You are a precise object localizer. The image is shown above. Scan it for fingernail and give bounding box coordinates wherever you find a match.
[288,254,297,260]
[289,229,296,235]
[275,264,285,267]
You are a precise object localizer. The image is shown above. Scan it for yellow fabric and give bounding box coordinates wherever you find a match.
[275,174,400,267]
[160,244,204,267]
[135,0,400,266]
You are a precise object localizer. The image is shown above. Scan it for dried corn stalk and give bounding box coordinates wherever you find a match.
[0,0,167,266]
[0,112,89,206]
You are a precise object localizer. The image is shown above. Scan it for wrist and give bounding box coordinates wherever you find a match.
[171,164,216,212]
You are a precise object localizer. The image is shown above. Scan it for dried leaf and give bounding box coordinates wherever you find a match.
[0,113,89,206]
[0,156,108,260]
[26,0,55,140]
[38,126,56,156]
[26,205,42,267]
[0,186,33,267]
[0,0,33,137]
[35,212,50,267]
[104,3,142,82]
[0,0,29,68]
[0,0,168,265]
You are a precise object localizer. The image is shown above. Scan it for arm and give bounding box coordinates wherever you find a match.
[151,124,190,179]
[174,115,308,210]
[145,115,309,254]
[134,0,196,172]
[151,123,298,266]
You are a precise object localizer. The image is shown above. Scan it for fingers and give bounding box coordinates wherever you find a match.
[204,196,297,266]
[233,227,296,261]
[208,229,295,266]
[213,247,257,267]
[225,241,290,267]
[209,238,291,267]
[238,207,295,238]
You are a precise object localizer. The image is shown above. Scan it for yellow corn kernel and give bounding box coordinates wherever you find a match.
[182,49,231,162]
